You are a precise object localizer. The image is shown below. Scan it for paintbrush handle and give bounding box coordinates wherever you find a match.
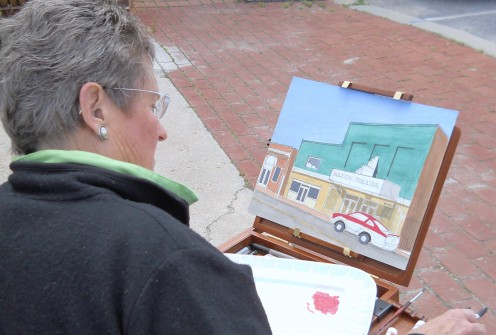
[370,302,411,335]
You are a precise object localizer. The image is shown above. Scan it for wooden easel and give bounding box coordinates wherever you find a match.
[338,80,414,101]
[219,81,461,334]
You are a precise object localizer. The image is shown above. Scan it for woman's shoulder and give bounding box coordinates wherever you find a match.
[86,190,206,253]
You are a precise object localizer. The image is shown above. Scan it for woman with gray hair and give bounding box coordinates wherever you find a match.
[0,0,271,333]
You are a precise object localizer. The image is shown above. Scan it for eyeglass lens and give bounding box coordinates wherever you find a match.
[157,95,170,119]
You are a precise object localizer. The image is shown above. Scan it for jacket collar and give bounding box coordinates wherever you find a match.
[13,150,198,205]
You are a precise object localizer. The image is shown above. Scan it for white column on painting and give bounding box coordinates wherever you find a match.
[276,173,285,197]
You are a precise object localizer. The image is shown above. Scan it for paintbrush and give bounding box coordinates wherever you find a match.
[370,288,425,335]
[475,307,488,319]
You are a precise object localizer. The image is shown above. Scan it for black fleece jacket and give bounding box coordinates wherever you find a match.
[0,161,271,334]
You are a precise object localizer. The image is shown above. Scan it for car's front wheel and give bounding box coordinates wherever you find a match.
[358,232,371,244]
[334,220,345,232]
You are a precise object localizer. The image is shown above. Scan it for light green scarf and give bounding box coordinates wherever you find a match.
[13,150,198,205]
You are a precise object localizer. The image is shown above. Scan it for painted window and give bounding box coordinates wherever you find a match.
[296,185,309,202]
[272,167,281,182]
[289,180,320,208]
[359,199,379,216]
[305,156,321,169]
[290,180,301,192]
[307,187,319,200]
[379,203,394,219]
[324,187,343,211]
[258,155,276,187]
[341,194,359,213]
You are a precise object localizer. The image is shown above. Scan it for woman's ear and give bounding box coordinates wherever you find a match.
[78,82,106,130]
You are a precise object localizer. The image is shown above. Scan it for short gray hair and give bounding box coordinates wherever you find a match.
[0,0,155,154]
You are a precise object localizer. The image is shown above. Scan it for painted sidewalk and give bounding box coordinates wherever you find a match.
[134,0,496,331]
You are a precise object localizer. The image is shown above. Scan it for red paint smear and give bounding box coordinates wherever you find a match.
[312,291,340,315]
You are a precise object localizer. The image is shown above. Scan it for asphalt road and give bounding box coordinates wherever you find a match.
[366,0,496,43]
[335,0,496,56]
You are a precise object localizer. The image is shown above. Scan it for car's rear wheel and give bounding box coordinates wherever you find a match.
[358,232,371,244]
[334,220,345,232]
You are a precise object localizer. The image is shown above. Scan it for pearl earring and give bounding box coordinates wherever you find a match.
[99,125,109,140]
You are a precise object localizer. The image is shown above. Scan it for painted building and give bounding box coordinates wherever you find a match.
[257,123,448,253]
[256,143,297,197]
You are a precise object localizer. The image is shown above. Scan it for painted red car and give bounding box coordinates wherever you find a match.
[331,212,400,251]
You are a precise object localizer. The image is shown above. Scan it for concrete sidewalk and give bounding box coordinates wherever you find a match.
[152,58,256,246]
[133,0,496,331]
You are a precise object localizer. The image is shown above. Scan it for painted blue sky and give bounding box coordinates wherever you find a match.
[271,77,459,149]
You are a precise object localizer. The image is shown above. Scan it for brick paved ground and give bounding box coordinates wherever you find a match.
[133,0,495,331]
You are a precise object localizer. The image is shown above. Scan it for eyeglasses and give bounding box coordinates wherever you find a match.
[113,88,170,119]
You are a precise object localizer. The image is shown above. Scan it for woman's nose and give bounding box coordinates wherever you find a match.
[157,120,167,141]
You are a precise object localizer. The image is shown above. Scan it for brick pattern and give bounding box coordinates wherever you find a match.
[133,0,236,9]
[135,1,496,331]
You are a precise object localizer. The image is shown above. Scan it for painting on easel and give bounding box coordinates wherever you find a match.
[249,77,459,270]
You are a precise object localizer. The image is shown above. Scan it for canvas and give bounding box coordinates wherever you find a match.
[249,77,459,270]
